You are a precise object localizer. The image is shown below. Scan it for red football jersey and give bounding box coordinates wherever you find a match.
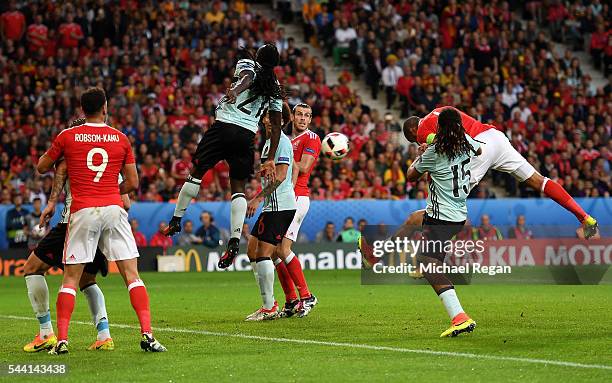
[27,24,48,51]
[416,106,495,144]
[1,11,25,40]
[292,130,321,197]
[58,22,83,48]
[46,123,135,213]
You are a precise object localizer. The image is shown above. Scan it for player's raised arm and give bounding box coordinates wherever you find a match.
[225,70,254,104]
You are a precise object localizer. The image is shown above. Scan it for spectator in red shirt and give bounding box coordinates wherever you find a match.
[130,219,148,247]
[150,222,174,248]
[508,215,533,240]
[440,17,457,50]
[26,14,47,53]
[396,65,414,118]
[580,139,601,162]
[214,161,230,190]
[58,13,83,49]
[171,148,193,187]
[590,23,607,70]
[139,154,159,189]
[0,1,25,41]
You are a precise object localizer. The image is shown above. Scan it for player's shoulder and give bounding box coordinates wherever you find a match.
[420,143,439,162]
[306,130,321,143]
[56,123,84,138]
[236,59,256,71]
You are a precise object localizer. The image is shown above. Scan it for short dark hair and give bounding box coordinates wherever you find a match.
[80,87,107,117]
[292,103,312,114]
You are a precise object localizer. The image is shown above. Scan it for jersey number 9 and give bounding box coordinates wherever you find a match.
[87,147,109,182]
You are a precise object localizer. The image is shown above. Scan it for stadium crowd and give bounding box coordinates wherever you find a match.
[298,0,610,198]
[0,0,609,218]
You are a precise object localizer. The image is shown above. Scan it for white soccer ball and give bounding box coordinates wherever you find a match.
[321,132,350,160]
[31,224,47,239]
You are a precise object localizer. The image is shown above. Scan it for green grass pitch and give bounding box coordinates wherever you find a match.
[0,270,610,382]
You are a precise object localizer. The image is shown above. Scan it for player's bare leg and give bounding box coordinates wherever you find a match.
[246,239,279,321]
[115,258,166,352]
[522,172,598,238]
[23,254,56,352]
[277,238,317,318]
[49,263,86,355]
[218,178,248,269]
[247,234,259,281]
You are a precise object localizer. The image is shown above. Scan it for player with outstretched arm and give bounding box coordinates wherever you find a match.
[162,44,284,271]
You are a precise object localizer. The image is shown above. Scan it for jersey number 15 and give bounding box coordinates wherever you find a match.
[451,158,471,198]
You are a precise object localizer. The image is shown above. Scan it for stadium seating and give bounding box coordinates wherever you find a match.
[300,0,610,198]
[0,1,609,247]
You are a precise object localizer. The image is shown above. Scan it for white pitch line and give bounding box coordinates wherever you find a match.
[2,314,611,371]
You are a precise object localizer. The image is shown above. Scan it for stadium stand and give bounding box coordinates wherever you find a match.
[0,1,609,239]
[293,0,610,199]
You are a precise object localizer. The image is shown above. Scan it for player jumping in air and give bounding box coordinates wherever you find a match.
[274,103,320,318]
[23,119,123,352]
[37,87,166,354]
[162,44,284,270]
[244,111,297,320]
[406,107,481,337]
[402,106,599,237]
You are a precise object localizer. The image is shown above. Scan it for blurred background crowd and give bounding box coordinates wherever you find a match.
[0,0,609,247]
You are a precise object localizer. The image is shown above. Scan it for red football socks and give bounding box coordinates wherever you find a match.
[285,253,311,299]
[56,285,77,341]
[128,279,152,334]
[275,259,298,302]
[543,178,588,222]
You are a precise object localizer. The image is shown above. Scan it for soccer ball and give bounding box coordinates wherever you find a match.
[321,132,350,160]
[31,224,47,239]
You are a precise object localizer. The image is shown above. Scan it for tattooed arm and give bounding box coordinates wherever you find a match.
[39,160,67,226]
[246,164,289,218]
